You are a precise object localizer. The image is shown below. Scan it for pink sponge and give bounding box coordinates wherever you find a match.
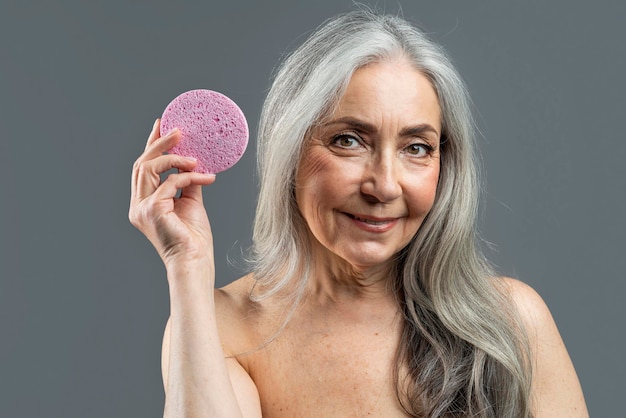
[160,89,248,174]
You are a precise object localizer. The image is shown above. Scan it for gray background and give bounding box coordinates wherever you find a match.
[1,0,623,416]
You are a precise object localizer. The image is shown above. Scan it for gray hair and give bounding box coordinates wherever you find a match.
[250,10,532,417]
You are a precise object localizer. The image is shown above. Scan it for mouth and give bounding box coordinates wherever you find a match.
[343,212,398,227]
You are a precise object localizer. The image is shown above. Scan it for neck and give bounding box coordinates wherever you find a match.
[298,263,401,339]
[306,244,399,307]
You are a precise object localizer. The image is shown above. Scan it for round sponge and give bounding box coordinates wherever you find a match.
[160,89,248,174]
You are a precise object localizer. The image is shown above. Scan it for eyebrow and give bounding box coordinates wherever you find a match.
[323,116,440,138]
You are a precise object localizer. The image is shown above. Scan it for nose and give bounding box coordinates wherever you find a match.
[360,150,402,203]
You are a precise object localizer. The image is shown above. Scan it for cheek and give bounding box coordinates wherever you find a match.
[297,149,326,180]
[426,167,441,203]
[409,164,440,216]
[296,146,354,199]
[295,149,331,216]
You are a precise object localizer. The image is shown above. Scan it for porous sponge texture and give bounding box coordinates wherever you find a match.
[160,89,248,174]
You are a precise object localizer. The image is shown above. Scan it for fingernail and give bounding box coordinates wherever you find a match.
[185,156,197,162]
[165,128,178,137]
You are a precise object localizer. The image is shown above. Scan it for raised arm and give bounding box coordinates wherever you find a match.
[505,278,589,417]
[129,120,261,417]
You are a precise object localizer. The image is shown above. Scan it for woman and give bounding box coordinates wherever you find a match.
[129,10,588,417]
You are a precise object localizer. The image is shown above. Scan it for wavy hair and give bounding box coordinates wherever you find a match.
[249,9,532,417]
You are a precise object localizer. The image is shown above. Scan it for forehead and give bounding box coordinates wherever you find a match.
[329,59,441,132]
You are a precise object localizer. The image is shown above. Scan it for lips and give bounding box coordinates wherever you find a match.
[343,212,399,231]
[351,214,392,225]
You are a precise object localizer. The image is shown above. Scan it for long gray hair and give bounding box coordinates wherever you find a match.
[250,10,532,417]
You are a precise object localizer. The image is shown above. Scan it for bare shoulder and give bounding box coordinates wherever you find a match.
[214,274,260,357]
[215,273,257,319]
[500,277,552,329]
[499,277,589,417]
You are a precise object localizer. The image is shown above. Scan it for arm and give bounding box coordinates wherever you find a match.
[129,120,261,417]
[505,278,588,417]
[161,289,262,418]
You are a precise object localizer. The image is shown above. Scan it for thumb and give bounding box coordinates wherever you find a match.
[179,173,216,202]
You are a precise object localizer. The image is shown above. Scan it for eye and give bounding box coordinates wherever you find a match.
[331,134,361,148]
[405,143,432,157]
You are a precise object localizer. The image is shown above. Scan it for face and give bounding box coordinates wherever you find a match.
[295,59,441,273]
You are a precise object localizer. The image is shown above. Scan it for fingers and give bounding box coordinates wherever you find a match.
[143,127,181,160]
[145,118,161,151]
[154,172,216,202]
[132,119,214,206]
[180,182,205,202]
[129,169,215,229]
[134,154,199,200]
[132,122,185,200]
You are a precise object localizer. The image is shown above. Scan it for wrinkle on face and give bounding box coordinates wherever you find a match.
[294,57,441,299]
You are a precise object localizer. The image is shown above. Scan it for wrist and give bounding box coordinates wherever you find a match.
[165,258,214,290]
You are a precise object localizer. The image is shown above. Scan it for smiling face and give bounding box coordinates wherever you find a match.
[295,58,442,274]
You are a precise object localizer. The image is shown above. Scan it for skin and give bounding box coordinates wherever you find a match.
[130,58,588,417]
[294,60,441,282]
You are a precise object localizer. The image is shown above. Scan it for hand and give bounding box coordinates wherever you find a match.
[129,119,217,274]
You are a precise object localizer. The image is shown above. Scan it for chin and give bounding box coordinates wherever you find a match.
[338,248,399,273]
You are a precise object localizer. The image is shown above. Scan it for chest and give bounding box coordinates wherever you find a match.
[243,325,409,417]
